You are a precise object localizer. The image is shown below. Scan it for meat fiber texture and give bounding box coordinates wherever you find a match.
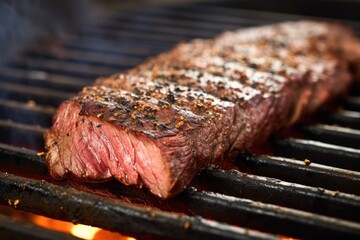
[45,21,360,198]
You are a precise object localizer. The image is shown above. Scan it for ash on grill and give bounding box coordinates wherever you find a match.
[0,1,359,240]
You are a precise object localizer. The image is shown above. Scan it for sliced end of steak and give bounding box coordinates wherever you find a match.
[45,99,198,198]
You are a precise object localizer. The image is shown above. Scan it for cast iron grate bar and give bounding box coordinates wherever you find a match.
[92,18,217,38]
[323,110,360,130]
[139,6,274,26]
[25,49,144,70]
[344,96,360,112]
[0,172,278,240]
[272,137,360,171]
[302,124,360,149]
[0,143,48,178]
[0,82,73,107]
[108,13,238,33]
[0,99,54,127]
[80,26,186,45]
[62,37,166,57]
[194,167,360,222]
[237,154,360,195]
[182,187,360,239]
[7,57,118,80]
[0,67,88,92]
[0,120,46,150]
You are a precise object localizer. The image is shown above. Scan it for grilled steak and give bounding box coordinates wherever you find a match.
[45,21,360,198]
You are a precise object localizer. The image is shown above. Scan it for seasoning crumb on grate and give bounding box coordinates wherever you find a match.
[304,159,311,165]
[184,220,191,229]
[27,100,37,108]
[332,190,340,197]
[37,152,45,157]
[317,187,325,193]
[150,210,157,218]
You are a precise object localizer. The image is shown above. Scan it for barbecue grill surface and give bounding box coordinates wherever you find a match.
[0,1,359,240]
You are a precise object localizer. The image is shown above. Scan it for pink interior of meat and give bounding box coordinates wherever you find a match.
[45,101,172,198]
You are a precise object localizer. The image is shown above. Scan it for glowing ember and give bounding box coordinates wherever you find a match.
[71,224,100,240]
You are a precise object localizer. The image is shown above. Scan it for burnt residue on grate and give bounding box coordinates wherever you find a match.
[0,1,360,240]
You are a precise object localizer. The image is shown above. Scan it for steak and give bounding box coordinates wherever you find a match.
[45,21,360,198]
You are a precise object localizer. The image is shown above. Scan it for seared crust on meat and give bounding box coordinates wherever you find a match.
[45,21,360,198]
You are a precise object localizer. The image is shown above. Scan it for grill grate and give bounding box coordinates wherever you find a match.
[0,1,359,240]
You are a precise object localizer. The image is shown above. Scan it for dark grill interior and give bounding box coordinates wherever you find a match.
[0,1,360,239]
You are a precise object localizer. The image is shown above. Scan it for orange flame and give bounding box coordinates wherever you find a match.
[33,215,135,240]
[0,206,135,240]
[71,224,100,239]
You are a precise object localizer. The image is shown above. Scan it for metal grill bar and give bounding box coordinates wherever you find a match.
[272,137,360,171]
[344,96,360,112]
[303,124,360,149]
[26,49,143,70]
[62,37,165,57]
[80,26,185,45]
[0,172,277,240]
[140,6,273,26]
[109,13,236,33]
[93,18,217,38]
[0,99,53,127]
[324,110,360,130]
[0,143,47,179]
[0,82,72,107]
[182,188,360,239]
[8,58,117,79]
[0,120,46,150]
[237,154,360,195]
[195,167,360,221]
[0,67,87,91]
